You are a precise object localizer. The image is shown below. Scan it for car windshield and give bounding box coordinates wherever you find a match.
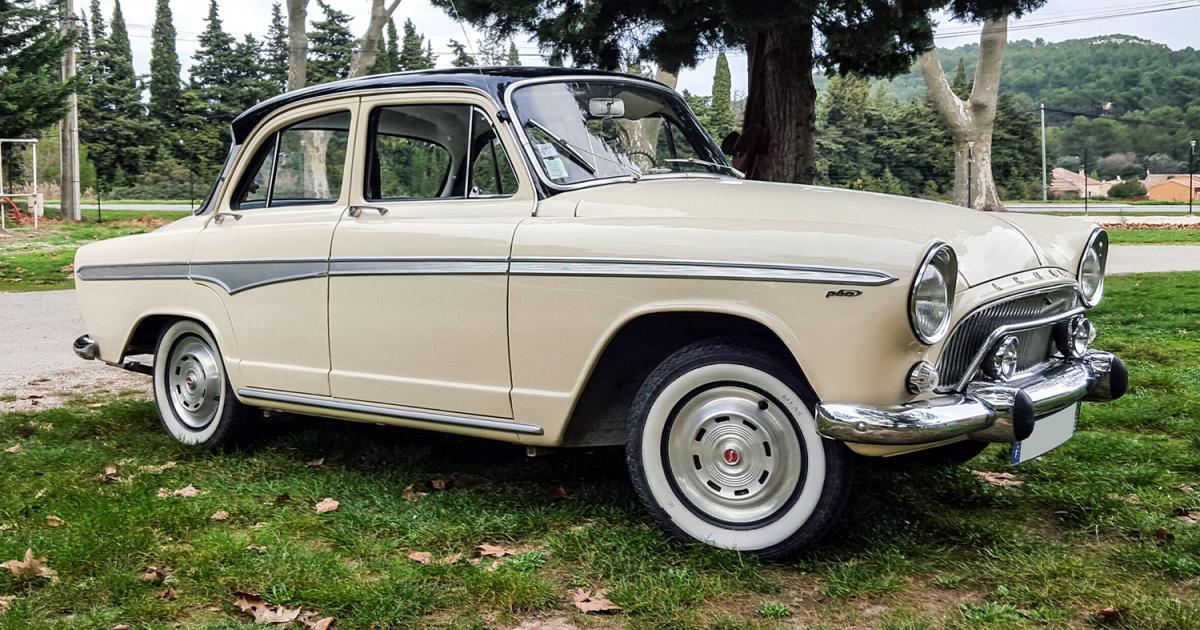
[509,79,735,187]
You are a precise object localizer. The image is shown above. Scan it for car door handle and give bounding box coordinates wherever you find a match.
[348,205,389,218]
[212,212,242,224]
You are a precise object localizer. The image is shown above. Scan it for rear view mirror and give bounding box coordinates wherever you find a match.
[588,97,625,118]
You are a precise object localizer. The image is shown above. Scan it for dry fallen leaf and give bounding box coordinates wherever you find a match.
[234,592,302,625]
[548,485,570,501]
[137,461,177,474]
[306,457,325,467]
[44,515,64,527]
[111,625,131,630]
[3,444,21,454]
[1095,606,1121,621]
[570,588,621,614]
[86,402,104,409]
[1178,484,1195,494]
[246,544,268,553]
[211,510,230,522]
[438,553,464,566]
[1175,510,1199,526]
[1,549,58,583]
[307,618,335,630]
[476,543,518,558]
[1154,528,1176,544]
[157,587,177,601]
[138,566,171,584]
[315,498,340,513]
[972,470,1023,488]
[156,487,170,498]
[430,478,447,491]
[407,551,432,565]
[174,485,199,497]
[0,595,14,616]
[400,485,427,502]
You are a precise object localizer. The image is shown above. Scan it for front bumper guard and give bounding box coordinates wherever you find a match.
[816,350,1127,446]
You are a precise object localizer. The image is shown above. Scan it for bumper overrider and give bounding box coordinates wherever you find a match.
[816,350,1127,445]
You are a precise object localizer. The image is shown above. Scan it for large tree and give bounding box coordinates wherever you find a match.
[83,0,150,187]
[919,3,1044,210]
[398,18,434,71]
[433,0,1040,185]
[148,0,182,127]
[187,0,240,167]
[0,0,73,141]
[448,39,476,67]
[348,0,403,78]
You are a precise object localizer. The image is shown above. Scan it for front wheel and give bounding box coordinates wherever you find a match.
[626,339,851,559]
[153,320,255,448]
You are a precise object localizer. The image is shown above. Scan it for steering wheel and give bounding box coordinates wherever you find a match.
[626,150,657,173]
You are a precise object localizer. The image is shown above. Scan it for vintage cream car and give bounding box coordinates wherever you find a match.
[73,68,1126,558]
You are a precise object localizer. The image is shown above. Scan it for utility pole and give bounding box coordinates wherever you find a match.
[1083,146,1089,217]
[1040,103,1048,201]
[60,0,81,222]
[967,141,975,209]
[1190,140,1196,216]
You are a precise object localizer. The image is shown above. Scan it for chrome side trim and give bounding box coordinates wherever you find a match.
[509,257,898,286]
[189,260,329,295]
[329,257,508,277]
[237,387,544,435]
[75,262,190,281]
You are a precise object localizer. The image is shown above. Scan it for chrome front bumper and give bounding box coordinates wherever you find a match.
[816,350,1127,445]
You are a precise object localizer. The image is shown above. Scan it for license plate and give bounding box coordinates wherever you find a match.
[1010,403,1079,465]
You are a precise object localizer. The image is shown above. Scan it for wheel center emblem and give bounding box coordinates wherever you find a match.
[185,376,195,390]
[722,448,740,465]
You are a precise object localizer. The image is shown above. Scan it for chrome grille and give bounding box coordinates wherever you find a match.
[937,286,1079,389]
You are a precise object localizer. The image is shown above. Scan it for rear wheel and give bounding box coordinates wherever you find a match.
[152,320,255,448]
[626,339,851,559]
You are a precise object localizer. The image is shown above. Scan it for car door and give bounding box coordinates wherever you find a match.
[191,98,358,396]
[327,94,536,418]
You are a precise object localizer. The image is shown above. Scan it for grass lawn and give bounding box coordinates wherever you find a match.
[1106,228,1200,245]
[0,213,188,292]
[1,273,1199,628]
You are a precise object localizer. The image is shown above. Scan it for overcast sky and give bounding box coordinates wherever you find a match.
[99,0,1199,97]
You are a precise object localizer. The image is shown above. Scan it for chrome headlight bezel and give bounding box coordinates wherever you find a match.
[1077,229,1108,307]
[908,242,958,345]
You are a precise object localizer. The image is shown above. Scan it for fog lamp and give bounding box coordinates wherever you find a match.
[983,335,1021,381]
[1055,315,1096,358]
[906,361,939,394]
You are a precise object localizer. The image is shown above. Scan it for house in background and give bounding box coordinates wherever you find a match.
[1145,175,1199,202]
[1049,167,1114,198]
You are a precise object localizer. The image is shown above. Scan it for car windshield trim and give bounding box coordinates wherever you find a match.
[503,76,735,193]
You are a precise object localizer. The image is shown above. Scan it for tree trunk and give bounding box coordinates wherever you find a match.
[348,0,402,78]
[918,18,1008,211]
[286,0,308,91]
[618,69,678,160]
[734,22,816,183]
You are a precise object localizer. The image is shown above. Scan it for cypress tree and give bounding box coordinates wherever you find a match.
[385,19,400,70]
[188,0,239,166]
[706,51,733,140]
[448,39,475,67]
[230,34,271,111]
[398,19,433,71]
[264,2,289,94]
[308,0,355,84]
[149,0,182,126]
[83,0,150,187]
[0,0,74,140]
[506,41,520,65]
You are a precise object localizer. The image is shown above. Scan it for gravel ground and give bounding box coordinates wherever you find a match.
[1,245,1194,411]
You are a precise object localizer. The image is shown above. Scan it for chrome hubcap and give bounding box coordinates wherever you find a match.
[666,385,804,525]
[166,335,221,430]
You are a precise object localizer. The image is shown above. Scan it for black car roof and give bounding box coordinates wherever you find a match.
[230,66,651,143]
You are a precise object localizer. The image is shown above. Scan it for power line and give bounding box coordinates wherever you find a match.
[1042,106,1200,134]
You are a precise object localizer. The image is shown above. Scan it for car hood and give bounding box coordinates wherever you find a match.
[560,178,1058,287]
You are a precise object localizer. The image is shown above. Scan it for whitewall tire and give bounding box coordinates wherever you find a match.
[153,320,254,448]
[626,339,851,559]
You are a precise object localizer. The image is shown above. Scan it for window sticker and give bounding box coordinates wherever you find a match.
[543,156,569,181]
[535,143,558,158]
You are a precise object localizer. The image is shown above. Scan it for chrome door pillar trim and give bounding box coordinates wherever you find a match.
[237,387,545,435]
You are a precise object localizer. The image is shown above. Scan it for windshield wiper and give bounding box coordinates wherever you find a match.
[664,157,744,178]
[524,118,596,175]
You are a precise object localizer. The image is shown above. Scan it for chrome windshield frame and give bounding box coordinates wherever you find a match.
[502,75,734,194]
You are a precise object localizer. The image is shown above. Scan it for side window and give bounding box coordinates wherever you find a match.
[367,105,464,201]
[469,108,519,197]
[233,110,351,209]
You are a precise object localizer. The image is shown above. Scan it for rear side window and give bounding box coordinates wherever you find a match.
[365,104,519,202]
[233,111,351,209]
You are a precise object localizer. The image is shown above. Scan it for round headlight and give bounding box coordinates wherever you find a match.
[909,243,958,344]
[1078,230,1108,307]
[983,335,1021,381]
